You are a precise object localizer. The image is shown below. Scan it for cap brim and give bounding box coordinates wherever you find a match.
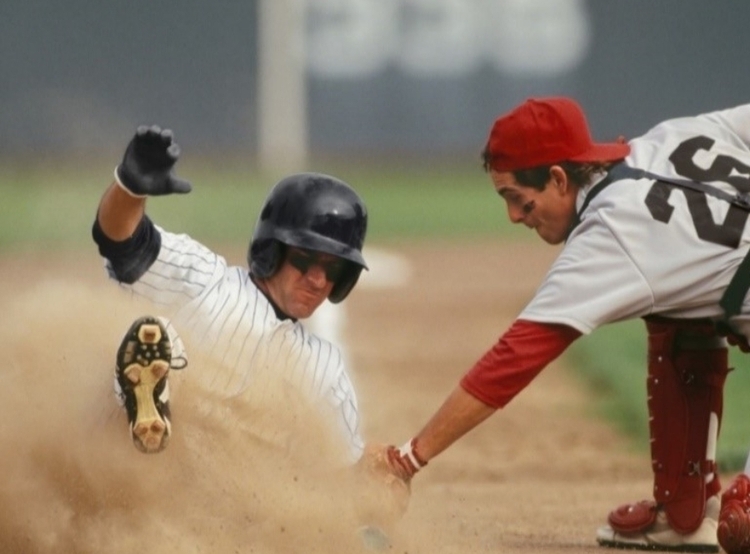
[569,142,630,163]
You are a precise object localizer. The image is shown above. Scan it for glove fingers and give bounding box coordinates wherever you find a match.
[135,125,163,143]
[167,142,181,161]
[168,177,193,194]
[120,124,188,196]
[134,127,178,168]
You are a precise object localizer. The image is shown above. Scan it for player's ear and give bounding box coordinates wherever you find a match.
[549,165,569,194]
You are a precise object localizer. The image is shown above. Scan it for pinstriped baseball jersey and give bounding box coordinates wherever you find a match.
[108,226,364,461]
[520,104,750,338]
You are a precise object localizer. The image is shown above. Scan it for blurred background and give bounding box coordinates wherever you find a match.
[2,0,750,468]
[1,0,748,164]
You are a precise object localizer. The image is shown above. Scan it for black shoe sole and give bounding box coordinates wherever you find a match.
[116,316,172,454]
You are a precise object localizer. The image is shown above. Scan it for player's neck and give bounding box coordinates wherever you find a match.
[250,273,295,321]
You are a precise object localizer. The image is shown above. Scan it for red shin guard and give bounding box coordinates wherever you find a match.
[645,318,729,533]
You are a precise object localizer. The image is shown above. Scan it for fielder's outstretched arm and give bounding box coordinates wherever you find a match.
[412,386,495,461]
[377,320,581,480]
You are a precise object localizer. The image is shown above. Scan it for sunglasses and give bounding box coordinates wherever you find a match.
[286,248,347,282]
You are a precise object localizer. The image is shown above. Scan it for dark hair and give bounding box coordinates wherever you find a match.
[481,146,613,190]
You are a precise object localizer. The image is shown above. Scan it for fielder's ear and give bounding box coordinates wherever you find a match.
[549,165,569,194]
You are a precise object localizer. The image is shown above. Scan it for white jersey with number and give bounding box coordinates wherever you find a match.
[520,104,750,339]
[112,228,364,462]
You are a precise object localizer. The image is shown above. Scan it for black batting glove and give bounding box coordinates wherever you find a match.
[115,125,192,197]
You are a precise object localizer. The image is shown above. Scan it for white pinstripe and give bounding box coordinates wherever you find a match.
[108,227,364,461]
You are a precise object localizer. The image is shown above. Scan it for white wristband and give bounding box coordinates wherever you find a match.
[113,166,147,199]
[398,439,425,470]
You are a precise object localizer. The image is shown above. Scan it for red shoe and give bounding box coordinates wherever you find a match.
[718,474,750,554]
[596,496,719,552]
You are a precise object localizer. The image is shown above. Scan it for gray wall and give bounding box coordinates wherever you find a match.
[1,0,748,161]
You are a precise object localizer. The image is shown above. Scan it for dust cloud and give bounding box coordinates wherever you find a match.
[0,279,401,554]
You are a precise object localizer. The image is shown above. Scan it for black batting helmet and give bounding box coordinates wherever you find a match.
[248,173,368,303]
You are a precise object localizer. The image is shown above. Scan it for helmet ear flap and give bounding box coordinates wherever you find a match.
[248,239,284,278]
[329,263,364,304]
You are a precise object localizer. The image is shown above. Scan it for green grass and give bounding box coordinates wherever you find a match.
[3,159,750,470]
[568,320,750,472]
[0,160,527,251]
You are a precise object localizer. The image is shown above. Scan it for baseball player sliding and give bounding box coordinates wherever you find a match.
[92,125,370,465]
[366,97,750,553]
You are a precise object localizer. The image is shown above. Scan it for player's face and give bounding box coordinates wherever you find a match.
[264,247,343,319]
[490,168,578,245]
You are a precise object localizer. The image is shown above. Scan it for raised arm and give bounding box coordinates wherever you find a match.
[97,182,147,241]
[96,125,192,240]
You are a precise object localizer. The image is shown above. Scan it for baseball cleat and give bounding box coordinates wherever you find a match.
[115,316,174,454]
[596,496,719,552]
[718,474,750,554]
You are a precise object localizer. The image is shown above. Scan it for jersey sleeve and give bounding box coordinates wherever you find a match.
[91,215,161,284]
[277,325,365,463]
[461,319,581,408]
[520,212,655,334]
[323,361,365,462]
[125,226,227,309]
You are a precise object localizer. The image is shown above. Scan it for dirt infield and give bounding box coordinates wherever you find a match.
[0,240,658,553]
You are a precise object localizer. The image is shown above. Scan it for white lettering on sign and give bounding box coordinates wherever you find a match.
[305,0,401,78]
[485,0,591,75]
[398,0,483,77]
[304,0,591,78]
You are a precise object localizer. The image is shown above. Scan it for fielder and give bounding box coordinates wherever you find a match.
[367,97,750,553]
[92,125,369,463]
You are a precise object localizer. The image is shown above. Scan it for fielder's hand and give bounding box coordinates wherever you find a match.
[353,442,421,528]
[115,125,192,197]
[722,330,750,353]
[386,438,428,480]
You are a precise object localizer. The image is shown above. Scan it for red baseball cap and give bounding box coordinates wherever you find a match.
[485,97,630,172]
